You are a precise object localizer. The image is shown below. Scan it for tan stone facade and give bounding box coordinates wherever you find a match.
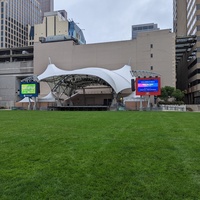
[34,11,69,43]
[34,29,176,96]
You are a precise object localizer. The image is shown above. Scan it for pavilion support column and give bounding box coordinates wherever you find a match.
[28,97,31,110]
[110,92,118,111]
[55,92,62,106]
[139,96,143,111]
[33,97,37,110]
[83,88,86,106]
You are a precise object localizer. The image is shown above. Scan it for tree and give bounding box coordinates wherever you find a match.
[172,89,184,101]
[159,86,184,103]
[159,86,175,101]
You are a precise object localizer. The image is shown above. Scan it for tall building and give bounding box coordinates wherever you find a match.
[132,23,160,39]
[0,0,41,48]
[37,0,54,19]
[34,10,86,45]
[173,0,187,36]
[34,10,68,42]
[173,0,200,104]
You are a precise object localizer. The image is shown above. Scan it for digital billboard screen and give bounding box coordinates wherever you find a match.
[20,82,40,97]
[135,77,161,96]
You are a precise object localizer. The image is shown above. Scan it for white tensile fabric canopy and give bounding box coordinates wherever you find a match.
[18,97,34,103]
[38,92,56,102]
[17,93,56,104]
[38,64,133,94]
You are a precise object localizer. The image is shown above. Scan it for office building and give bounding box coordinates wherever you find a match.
[0,0,41,48]
[34,10,86,45]
[34,10,68,43]
[132,23,160,39]
[37,0,54,19]
[173,0,200,104]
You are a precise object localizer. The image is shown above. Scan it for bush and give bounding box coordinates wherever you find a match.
[159,86,184,102]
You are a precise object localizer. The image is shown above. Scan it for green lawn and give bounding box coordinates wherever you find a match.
[0,111,200,200]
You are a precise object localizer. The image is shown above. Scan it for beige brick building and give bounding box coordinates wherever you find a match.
[34,29,176,95]
[34,11,69,43]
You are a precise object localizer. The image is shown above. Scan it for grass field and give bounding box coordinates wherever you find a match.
[0,110,200,200]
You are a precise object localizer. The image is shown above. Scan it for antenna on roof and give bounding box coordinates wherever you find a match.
[49,57,52,64]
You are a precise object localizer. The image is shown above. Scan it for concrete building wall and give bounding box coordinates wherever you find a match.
[47,16,55,36]
[56,20,69,36]
[0,61,33,75]
[0,60,33,107]
[35,22,47,40]
[0,76,20,108]
[34,29,176,91]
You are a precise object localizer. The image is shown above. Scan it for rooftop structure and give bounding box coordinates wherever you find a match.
[34,10,86,45]
[132,23,160,39]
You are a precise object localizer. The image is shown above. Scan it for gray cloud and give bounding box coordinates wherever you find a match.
[54,0,173,44]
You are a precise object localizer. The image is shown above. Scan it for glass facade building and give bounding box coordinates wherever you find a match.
[68,21,86,44]
[0,0,41,48]
[37,0,54,19]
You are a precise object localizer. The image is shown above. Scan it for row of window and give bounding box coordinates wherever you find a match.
[188,68,200,79]
[188,58,197,70]
[196,4,200,10]
[1,41,28,48]
[2,36,25,43]
[187,3,195,27]
[189,79,200,87]
[0,1,41,26]
[0,18,27,29]
[187,0,195,19]
[132,25,155,31]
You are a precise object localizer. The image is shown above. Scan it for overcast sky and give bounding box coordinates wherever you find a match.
[54,0,173,44]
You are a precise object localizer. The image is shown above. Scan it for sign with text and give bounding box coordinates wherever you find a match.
[135,77,161,96]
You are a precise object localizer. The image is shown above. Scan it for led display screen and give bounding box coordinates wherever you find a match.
[135,77,161,96]
[21,84,36,94]
[20,82,39,97]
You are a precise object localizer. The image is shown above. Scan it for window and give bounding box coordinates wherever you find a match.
[197,4,200,10]
[150,66,153,70]
[197,58,200,63]
[151,53,153,58]
[197,15,200,20]
[197,25,200,31]
[150,44,153,48]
